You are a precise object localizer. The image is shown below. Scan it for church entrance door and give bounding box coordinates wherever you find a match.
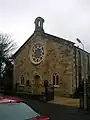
[34,75,41,94]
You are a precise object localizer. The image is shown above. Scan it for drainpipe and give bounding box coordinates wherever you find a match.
[74,47,77,94]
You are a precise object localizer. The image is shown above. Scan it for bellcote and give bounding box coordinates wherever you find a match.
[34,17,44,33]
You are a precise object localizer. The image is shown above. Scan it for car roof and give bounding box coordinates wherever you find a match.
[0,96,23,103]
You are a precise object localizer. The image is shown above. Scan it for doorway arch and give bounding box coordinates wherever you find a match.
[34,74,41,93]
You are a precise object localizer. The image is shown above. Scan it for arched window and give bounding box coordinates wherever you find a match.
[21,76,24,84]
[53,75,55,85]
[26,80,29,86]
[52,73,59,87]
[38,21,41,27]
[56,75,59,85]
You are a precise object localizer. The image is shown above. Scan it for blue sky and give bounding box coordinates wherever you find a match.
[0,0,90,52]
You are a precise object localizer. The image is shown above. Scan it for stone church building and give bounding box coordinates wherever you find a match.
[12,17,90,97]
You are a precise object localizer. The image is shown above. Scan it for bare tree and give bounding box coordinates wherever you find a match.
[0,33,16,86]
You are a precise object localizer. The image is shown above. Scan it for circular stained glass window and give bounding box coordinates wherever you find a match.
[30,43,45,64]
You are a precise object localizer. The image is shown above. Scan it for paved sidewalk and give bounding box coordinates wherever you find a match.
[48,96,80,107]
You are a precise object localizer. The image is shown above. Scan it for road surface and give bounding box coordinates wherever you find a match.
[23,98,90,120]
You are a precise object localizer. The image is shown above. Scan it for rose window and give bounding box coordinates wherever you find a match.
[30,43,44,64]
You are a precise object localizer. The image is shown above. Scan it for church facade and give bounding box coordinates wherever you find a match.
[12,17,90,97]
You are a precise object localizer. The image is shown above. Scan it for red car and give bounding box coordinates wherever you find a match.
[0,96,49,120]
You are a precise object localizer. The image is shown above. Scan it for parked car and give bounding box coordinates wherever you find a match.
[0,96,49,120]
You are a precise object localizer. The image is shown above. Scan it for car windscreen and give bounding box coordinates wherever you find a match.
[0,102,39,120]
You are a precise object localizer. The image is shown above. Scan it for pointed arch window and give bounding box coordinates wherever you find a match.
[21,76,24,84]
[52,73,60,87]
[53,75,55,85]
[56,75,59,85]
